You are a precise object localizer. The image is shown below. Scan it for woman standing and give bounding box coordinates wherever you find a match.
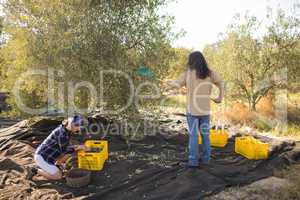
[166,51,224,168]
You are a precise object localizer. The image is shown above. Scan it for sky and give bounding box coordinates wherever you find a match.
[165,0,299,50]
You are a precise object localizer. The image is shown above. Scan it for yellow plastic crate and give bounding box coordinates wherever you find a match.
[77,140,108,171]
[235,136,269,160]
[198,129,229,147]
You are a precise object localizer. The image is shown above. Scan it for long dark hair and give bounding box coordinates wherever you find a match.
[187,51,211,79]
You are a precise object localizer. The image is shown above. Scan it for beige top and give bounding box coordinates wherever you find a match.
[171,69,223,116]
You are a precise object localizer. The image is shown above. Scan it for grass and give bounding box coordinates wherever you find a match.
[222,93,300,139]
[157,94,187,114]
[161,95,186,108]
[275,92,300,139]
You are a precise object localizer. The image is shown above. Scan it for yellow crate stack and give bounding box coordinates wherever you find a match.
[235,136,269,160]
[77,140,108,171]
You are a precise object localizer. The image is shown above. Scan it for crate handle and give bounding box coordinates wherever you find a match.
[85,147,104,152]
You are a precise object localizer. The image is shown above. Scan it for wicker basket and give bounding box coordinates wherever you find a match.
[65,168,91,188]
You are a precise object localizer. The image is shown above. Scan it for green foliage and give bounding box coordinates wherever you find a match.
[0,16,3,36]
[251,117,273,131]
[167,47,192,79]
[203,10,300,111]
[0,0,179,118]
[161,94,186,108]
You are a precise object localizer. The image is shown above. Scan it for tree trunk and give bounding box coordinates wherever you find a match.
[248,97,257,111]
[251,101,257,111]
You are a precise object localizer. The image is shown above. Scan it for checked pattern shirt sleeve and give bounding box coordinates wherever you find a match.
[36,125,75,164]
[57,129,75,154]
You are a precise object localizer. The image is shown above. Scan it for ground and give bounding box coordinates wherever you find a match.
[0,113,300,200]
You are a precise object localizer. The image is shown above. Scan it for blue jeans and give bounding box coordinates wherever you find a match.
[186,113,211,166]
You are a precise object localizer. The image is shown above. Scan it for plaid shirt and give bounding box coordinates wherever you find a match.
[36,124,75,164]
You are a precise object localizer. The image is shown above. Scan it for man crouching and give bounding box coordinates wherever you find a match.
[26,115,89,180]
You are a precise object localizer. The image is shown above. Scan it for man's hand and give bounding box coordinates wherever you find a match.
[56,154,72,166]
[74,145,91,151]
[211,97,222,104]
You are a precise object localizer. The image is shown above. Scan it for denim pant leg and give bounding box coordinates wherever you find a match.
[186,113,199,166]
[199,115,211,164]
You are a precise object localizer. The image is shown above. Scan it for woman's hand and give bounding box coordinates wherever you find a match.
[212,81,225,104]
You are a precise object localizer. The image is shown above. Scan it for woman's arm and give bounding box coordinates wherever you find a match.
[210,70,225,103]
[212,81,225,103]
[165,70,187,89]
